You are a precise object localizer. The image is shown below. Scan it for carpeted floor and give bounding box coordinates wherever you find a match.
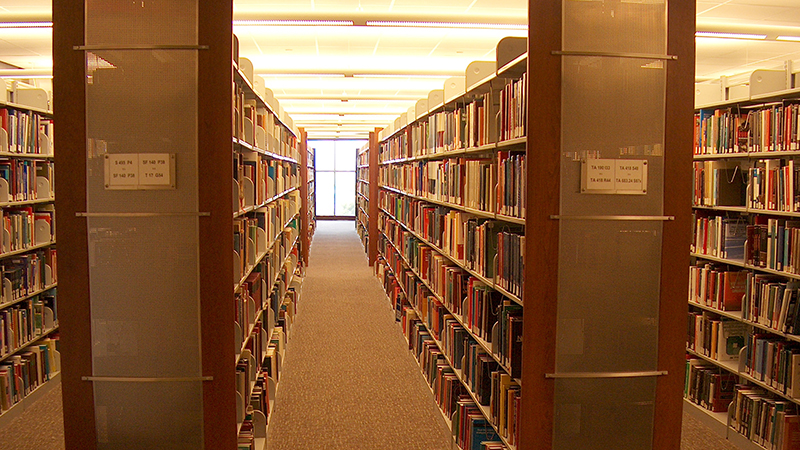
[0,220,753,449]
[265,220,454,449]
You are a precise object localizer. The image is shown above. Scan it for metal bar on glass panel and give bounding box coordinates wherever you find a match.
[552,51,677,60]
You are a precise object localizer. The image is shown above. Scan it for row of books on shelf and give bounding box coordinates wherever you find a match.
[234,153,298,212]
[235,252,298,357]
[383,91,497,162]
[694,103,800,155]
[689,260,800,336]
[687,311,747,362]
[686,356,800,450]
[0,335,58,414]
[357,146,368,166]
[0,159,53,204]
[685,357,738,413]
[0,291,56,359]
[376,258,516,450]
[379,232,522,379]
[357,176,368,199]
[376,260,519,450]
[689,305,800,400]
[236,259,301,450]
[233,197,299,284]
[3,206,54,254]
[692,159,800,213]
[380,67,528,161]
[0,108,53,155]
[1,247,56,305]
[498,72,526,143]
[379,153,526,219]
[380,193,524,294]
[234,82,298,162]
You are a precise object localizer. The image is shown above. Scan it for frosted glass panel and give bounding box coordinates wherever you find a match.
[87,216,201,377]
[86,50,198,213]
[563,0,666,55]
[553,378,656,450]
[86,0,197,46]
[561,56,665,217]
[556,220,661,373]
[94,382,203,450]
[83,0,203,443]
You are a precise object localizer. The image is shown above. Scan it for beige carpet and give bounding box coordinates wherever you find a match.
[265,220,454,449]
[0,219,755,450]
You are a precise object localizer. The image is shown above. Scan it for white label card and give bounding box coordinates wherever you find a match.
[105,153,175,190]
[584,161,615,191]
[581,158,648,195]
[107,154,139,186]
[138,154,172,186]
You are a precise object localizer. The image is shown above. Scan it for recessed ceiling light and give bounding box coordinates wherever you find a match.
[777,36,800,42]
[695,31,767,40]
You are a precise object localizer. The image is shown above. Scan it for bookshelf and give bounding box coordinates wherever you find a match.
[54,3,311,448]
[0,82,60,431]
[356,141,369,255]
[302,130,315,265]
[687,63,800,450]
[369,0,694,447]
[374,37,527,449]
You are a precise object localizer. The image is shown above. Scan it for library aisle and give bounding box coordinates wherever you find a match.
[0,220,748,450]
[265,220,453,449]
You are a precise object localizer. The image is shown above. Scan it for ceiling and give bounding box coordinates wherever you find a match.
[0,1,798,139]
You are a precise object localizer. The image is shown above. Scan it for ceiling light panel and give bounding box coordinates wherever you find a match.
[233,0,527,22]
[695,39,800,80]
[697,1,800,28]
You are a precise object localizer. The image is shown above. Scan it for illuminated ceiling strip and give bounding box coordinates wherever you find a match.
[0,22,52,28]
[233,20,353,26]
[695,31,767,40]
[258,73,346,78]
[777,36,800,42]
[353,74,453,79]
[365,20,526,30]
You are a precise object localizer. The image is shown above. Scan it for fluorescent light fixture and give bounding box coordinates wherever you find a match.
[365,21,526,30]
[233,20,353,26]
[777,36,800,42]
[0,22,52,28]
[695,31,767,40]
[353,74,453,79]
[258,73,346,78]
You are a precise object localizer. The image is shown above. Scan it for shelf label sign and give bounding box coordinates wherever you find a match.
[105,153,176,190]
[581,159,647,195]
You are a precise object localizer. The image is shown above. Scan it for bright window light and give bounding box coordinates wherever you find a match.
[695,31,767,40]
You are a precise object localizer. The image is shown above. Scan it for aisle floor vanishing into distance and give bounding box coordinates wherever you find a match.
[0,221,750,450]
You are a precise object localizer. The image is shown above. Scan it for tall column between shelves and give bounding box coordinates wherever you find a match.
[53,0,95,448]
[522,1,694,450]
[55,1,235,449]
[300,128,309,267]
